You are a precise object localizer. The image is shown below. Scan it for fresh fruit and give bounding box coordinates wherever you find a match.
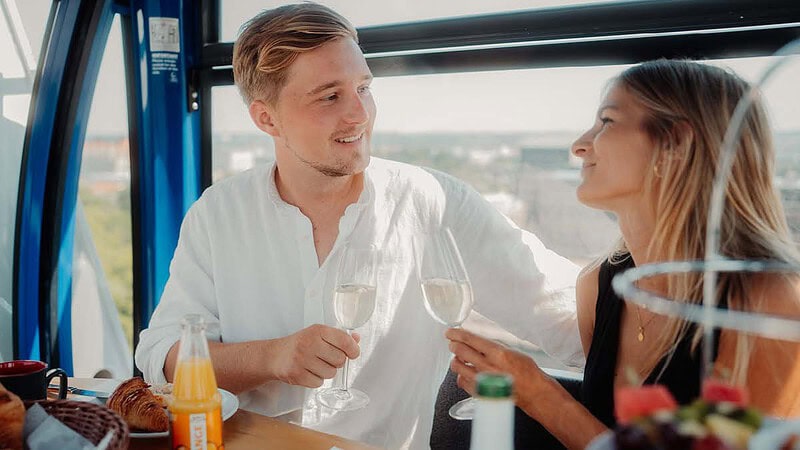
[729,406,762,429]
[614,424,653,450]
[692,434,733,450]
[677,399,712,422]
[657,421,694,450]
[702,379,748,407]
[705,414,755,449]
[615,385,678,424]
[612,378,763,450]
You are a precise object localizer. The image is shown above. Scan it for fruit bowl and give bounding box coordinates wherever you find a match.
[588,418,796,450]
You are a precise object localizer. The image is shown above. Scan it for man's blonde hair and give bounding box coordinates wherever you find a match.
[232,3,358,105]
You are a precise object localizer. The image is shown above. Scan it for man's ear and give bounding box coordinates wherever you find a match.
[249,99,280,137]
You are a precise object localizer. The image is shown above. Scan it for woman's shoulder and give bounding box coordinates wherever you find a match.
[745,272,800,317]
[577,264,602,353]
[578,264,601,291]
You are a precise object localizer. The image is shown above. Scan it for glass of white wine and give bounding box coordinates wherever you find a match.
[415,227,476,420]
[316,244,378,411]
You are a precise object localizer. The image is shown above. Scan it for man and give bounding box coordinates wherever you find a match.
[135,4,582,449]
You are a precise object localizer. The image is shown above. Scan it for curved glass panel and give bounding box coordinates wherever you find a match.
[0,0,52,362]
[73,15,133,377]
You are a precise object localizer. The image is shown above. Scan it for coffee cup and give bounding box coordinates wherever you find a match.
[0,360,67,400]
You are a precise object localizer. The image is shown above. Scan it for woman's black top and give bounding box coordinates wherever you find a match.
[580,256,723,428]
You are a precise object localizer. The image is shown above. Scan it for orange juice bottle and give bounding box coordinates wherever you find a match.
[169,314,224,450]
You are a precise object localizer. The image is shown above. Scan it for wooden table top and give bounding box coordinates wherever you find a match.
[127,409,378,450]
[67,378,379,450]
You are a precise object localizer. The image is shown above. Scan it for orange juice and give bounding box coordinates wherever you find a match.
[170,315,224,450]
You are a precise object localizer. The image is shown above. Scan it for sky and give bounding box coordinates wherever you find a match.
[1,0,799,135]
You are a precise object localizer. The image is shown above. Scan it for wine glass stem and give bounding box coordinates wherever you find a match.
[343,329,352,393]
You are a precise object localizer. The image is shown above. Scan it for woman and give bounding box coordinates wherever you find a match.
[447,59,800,449]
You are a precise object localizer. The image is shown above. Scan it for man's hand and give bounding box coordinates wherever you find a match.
[270,324,360,388]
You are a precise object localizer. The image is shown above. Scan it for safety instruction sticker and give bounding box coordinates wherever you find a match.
[149,17,180,52]
[148,17,180,82]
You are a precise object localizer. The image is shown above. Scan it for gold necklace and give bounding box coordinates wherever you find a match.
[634,306,657,342]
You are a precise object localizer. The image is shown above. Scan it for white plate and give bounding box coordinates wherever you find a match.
[586,431,614,450]
[131,388,239,439]
[749,419,800,450]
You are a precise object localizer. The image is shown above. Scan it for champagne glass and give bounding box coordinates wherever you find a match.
[316,244,378,411]
[415,227,476,420]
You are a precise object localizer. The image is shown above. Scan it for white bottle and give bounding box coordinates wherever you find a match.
[470,373,514,450]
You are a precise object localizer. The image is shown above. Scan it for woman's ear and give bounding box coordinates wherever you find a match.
[668,120,694,157]
[655,121,693,176]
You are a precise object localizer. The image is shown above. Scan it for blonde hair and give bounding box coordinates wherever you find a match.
[232,3,358,105]
[610,59,799,383]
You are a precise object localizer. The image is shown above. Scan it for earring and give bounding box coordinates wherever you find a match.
[653,163,664,178]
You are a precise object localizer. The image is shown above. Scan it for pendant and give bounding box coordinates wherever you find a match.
[637,327,645,342]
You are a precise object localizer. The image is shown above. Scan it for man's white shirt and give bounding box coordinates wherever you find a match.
[135,157,582,449]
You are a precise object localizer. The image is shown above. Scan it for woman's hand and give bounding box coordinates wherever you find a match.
[446,327,547,412]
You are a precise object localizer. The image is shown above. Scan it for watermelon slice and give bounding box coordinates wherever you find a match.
[615,384,679,424]
[702,379,749,407]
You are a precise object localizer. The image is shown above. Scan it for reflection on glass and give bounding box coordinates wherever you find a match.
[73,15,133,377]
[0,0,52,362]
[210,56,798,374]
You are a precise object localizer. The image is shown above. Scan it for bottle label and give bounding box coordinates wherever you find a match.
[189,413,207,450]
[171,408,223,450]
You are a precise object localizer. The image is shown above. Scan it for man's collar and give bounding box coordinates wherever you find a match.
[265,160,374,210]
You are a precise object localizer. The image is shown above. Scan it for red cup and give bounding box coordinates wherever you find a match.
[0,360,67,400]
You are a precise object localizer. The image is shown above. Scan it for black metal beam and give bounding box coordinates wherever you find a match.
[366,26,800,77]
[121,4,143,377]
[198,24,800,81]
[356,0,800,54]
[198,0,800,70]
[199,0,219,190]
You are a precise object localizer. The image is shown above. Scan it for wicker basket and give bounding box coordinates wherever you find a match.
[24,400,129,450]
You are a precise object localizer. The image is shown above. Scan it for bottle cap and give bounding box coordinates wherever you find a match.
[476,372,513,398]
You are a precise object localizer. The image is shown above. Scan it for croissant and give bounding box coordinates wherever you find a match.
[0,382,24,450]
[107,377,169,432]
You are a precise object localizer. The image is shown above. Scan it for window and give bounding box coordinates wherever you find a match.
[209,53,800,369]
[0,0,52,362]
[72,15,133,378]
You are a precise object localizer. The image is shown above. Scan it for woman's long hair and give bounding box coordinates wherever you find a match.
[611,59,799,383]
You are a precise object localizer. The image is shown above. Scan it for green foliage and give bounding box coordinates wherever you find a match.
[78,187,134,351]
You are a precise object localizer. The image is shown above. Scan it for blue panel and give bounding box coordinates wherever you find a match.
[16,0,117,372]
[53,2,116,373]
[126,0,202,329]
[16,1,82,361]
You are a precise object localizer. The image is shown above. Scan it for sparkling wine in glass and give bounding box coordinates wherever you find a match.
[420,277,473,327]
[416,227,477,420]
[316,245,378,411]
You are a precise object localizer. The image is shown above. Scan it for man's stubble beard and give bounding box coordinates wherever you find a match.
[286,137,370,178]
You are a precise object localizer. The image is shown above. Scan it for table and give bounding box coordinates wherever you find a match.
[67,378,380,450]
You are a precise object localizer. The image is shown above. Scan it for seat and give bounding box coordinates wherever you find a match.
[430,368,582,449]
